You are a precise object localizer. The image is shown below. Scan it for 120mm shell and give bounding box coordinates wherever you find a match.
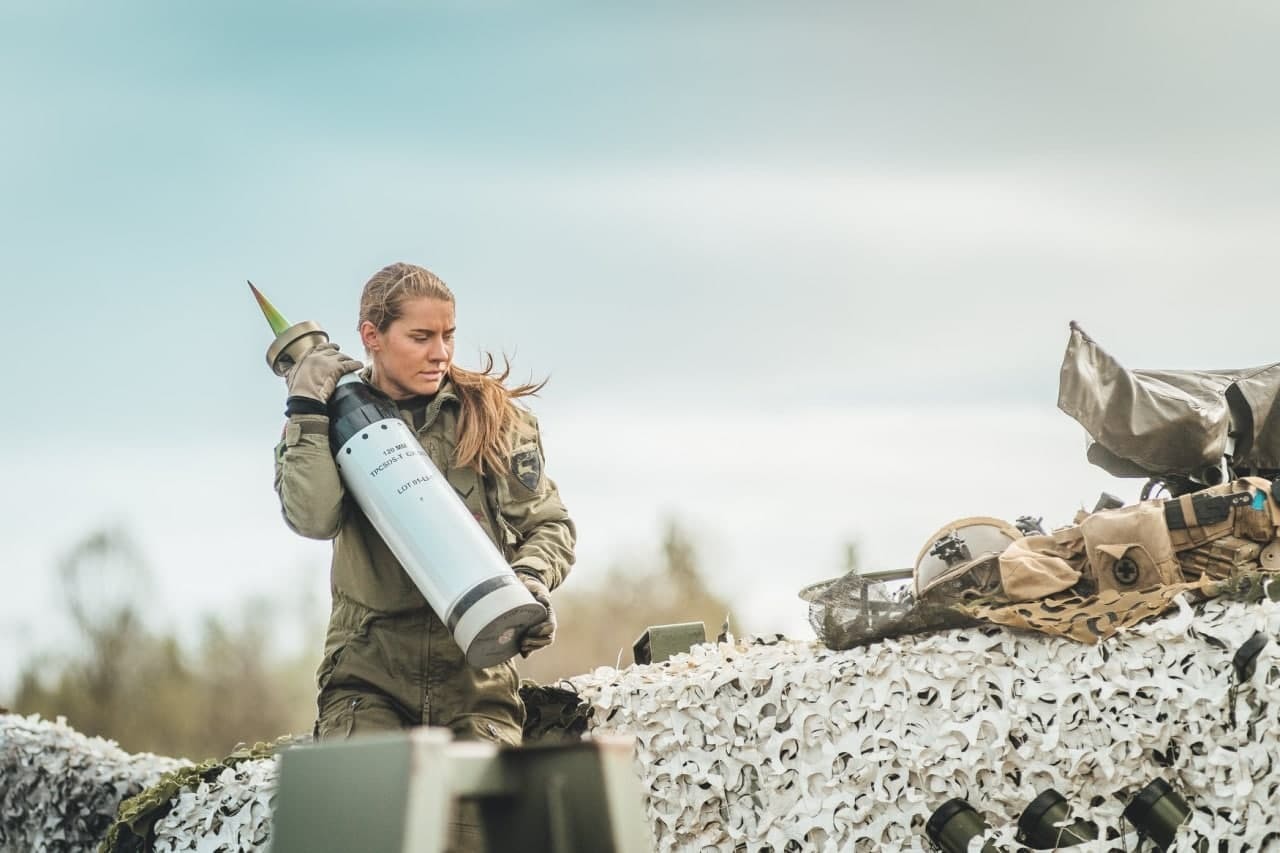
[327,375,544,668]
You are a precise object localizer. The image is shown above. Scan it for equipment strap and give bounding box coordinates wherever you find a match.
[1164,491,1252,530]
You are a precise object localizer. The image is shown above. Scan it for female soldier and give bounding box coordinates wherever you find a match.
[272,262,575,749]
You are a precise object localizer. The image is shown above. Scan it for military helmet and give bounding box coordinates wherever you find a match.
[914,516,1022,599]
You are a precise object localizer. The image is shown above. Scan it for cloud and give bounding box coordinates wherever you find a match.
[502,163,1277,261]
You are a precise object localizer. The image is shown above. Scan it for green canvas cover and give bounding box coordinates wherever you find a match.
[1058,322,1280,476]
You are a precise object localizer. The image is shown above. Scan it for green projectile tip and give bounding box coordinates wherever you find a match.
[247,280,292,336]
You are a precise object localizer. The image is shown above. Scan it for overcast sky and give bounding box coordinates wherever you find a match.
[4,1,1280,693]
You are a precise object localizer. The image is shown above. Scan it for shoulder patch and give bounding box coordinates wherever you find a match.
[511,445,542,491]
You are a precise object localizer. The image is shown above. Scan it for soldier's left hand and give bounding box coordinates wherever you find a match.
[516,571,556,657]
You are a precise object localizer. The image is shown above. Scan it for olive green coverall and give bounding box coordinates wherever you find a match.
[273,376,576,745]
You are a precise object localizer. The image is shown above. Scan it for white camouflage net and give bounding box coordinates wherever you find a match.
[6,596,1280,851]
[150,759,277,853]
[0,713,187,852]
[572,595,1280,852]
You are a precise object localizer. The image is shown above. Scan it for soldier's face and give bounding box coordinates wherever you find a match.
[361,297,456,399]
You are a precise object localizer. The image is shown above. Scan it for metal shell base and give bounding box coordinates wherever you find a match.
[266,320,329,376]
[455,583,547,669]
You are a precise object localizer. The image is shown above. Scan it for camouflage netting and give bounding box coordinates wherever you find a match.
[0,713,187,852]
[800,570,981,648]
[145,758,277,853]
[9,596,1280,851]
[100,738,292,853]
[0,685,591,853]
[519,681,593,743]
[573,594,1280,851]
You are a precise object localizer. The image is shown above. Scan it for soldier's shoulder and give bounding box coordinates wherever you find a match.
[507,400,542,432]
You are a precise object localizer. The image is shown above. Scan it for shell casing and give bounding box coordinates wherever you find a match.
[248,280,329,375]
[266,320,330,376]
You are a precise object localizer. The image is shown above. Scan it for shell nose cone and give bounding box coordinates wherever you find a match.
[248,280,292,336]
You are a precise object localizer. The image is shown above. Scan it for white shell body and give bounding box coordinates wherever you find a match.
[333,408,541,667]
[335,414,507,613]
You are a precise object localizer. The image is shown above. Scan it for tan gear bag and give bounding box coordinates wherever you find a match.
[998,528,1084,602]
[1079,501,1183,594]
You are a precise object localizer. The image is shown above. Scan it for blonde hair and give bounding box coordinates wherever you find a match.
[358,262,546,474]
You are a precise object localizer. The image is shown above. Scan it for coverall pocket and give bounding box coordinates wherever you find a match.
[316,692,407,740]
[316,695,361,741]
[459,714,522,747]
[315,643,348,691]
[317,601,378,690]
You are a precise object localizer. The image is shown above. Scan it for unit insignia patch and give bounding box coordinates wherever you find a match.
[512,447,541,491]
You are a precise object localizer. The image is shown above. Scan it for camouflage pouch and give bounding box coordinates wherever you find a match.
[1231,477,1280,542]
[999,528,1085,601]
[1178,535,1262,579]
[1080,501,1182,594]
[959,576,1218,643]
[1162,479,1269,551]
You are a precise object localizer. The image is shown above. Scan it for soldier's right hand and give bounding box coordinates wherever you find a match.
[516,572,556,657]
[286,342,362,404]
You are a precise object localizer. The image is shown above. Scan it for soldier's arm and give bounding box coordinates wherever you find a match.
[497,412,576,591]
[273,415,348,540]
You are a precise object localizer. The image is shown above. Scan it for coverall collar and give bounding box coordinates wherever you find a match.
[356,365,459,434]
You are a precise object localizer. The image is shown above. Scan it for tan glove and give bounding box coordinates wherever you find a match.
[516,570,556,657]
[286,342,362,404]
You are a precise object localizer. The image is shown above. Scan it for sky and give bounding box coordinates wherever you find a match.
[3,1,1280,693]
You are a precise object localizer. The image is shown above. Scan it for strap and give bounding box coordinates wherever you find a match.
[1164,491,1251,530]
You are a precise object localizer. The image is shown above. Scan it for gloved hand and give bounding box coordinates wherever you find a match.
[286,342,362,404]
[516,570,556,657]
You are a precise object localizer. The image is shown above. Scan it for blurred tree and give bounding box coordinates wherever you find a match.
[12,528,318,760]
[11,518,734,756]
[841,541,860,575]
[517,517,740,684]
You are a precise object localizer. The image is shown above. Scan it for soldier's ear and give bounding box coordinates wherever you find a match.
[359,320,381,353]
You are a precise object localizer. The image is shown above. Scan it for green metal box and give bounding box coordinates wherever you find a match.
[632,621,707,665]
[270,729,651,853]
